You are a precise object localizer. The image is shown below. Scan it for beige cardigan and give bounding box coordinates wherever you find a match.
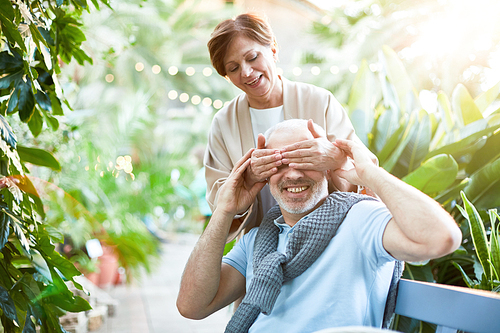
[204,77,359,241]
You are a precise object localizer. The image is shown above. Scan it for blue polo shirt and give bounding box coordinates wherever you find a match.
[222,200,395,333]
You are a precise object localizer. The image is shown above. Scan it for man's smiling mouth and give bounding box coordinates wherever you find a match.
[286,186,309,193]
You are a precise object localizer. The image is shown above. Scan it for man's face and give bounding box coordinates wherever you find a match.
[267,126,329,216]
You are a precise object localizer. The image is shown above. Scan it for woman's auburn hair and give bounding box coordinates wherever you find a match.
[207,13,277,77]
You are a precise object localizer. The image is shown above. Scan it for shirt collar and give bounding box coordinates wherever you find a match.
[273,215,310,233]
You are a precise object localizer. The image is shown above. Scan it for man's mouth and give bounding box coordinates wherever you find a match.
[286,186,309,193]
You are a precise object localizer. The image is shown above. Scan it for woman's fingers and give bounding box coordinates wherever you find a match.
[233,148,255,170]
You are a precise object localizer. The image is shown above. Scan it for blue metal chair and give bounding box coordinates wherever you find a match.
[395,279,500,333]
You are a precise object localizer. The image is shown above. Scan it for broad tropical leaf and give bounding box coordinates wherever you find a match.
[0,114,17,148]
[0,0,26,52]
[382,113,417,172]
[399,110,431,173]
[463,157,500,209]
[17,146,61,171]
[0,285,19,325]
[380,45,418,115]
[425,123,500,161]
[434,178,469,205]
[375,114,406,164]
[452,84,483,126]
[466,130,500,175]
[475,81,500,114]
[402,154,458,195]
[437,91,455,132]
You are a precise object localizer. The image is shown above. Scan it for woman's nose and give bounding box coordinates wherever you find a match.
[241,63,252,77]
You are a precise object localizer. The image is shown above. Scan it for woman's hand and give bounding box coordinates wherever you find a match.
[218,148,267,217]
[244,134,282,187]
[280,119,346,172]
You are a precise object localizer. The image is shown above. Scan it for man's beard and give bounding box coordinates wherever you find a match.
[271,178,328,215]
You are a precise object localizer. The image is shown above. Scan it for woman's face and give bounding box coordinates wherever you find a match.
[223,35,281,108]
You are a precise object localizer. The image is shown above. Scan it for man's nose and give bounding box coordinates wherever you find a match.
[283,167,305,180]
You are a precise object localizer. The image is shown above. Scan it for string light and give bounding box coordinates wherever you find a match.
[292,67,302,76]
[179,93,189,103]
[168,66,178,75]
[135,62,144,72]
[311,66,321,75]
[202,67,213,76]
[152,65,161,74]
[213,100,223,109]
[115,63,389,110]
[105,74,114,83]
[191,95,201,105]
[168,90,178,100]
[202,97,212,107]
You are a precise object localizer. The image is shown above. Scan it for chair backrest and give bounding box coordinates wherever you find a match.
[395,278,500,333]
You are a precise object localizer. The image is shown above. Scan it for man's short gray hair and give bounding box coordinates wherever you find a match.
[264,119,326,145]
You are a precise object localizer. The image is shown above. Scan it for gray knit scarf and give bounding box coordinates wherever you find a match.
[225,192,403,333]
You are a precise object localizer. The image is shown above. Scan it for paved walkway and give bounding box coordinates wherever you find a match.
[93,233,231,333]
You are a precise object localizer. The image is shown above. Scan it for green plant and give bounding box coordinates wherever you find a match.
[346,45,500,332]
[0,0,110,331]
[455,191,500,291]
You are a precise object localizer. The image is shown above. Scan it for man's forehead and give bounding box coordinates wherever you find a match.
[266,127,312,149]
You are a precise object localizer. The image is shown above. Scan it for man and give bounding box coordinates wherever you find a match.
[177,119,461,332]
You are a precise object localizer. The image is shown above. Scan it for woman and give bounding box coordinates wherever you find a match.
[205,13,375,241]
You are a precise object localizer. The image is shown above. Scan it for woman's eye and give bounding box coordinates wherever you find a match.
[229,66,238,72]
[249,54,258,61]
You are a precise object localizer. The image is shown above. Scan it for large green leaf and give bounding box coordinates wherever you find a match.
[382,113,417,172]
[17,146,61,171]
[463,157,500,209]
[380,45,418,115]
[0,1,26,53]
[0,285,19,325]
[458,192,491,280]
[0,114,17,148]
[452,84,483,126]
[402,154,458,195]
[466,130,500,175]
[17,79,36,123]
[348,60,378,146]
[0,68,23,90]
[437,91,455,132]
[434,178,469,205]
[475,81,500,114]
[28,108,43,137]
[348,60,379,116]
[399,110,431,173]
[373,106,403,155]
[350,109,371,147]
[425,123,500,161]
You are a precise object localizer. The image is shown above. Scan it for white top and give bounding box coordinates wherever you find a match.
[249,105,284,146]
